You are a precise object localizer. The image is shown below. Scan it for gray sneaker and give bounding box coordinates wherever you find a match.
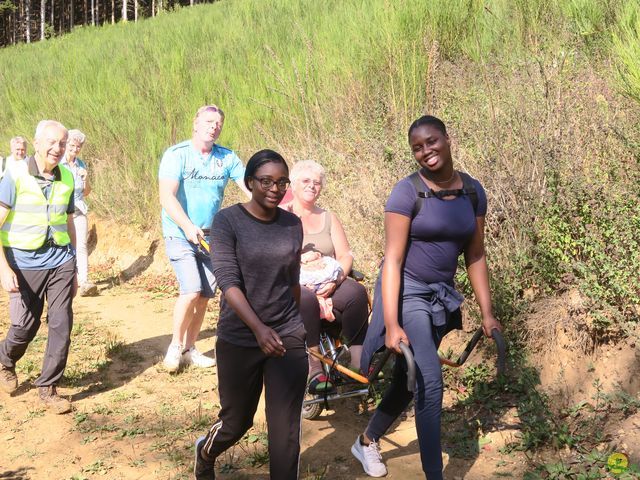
[194,436,215,479]
[38,385,72,414]
[0,365,18,394]
[351,435,387,477]
[79,282,99,297]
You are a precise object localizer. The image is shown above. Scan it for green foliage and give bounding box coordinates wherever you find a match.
[613,1,640,102]
[532,168,640,333]
[0,1,17,14]
[525,448,640,479]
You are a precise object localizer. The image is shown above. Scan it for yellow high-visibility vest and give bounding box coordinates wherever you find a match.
[0,166,73,250]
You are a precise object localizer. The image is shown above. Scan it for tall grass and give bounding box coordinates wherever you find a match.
[0,0,639,336]
[0,0,635,223]
[613,1,640,102]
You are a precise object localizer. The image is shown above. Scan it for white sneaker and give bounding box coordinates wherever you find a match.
[182,347,216,368]
[351,436,387,477]
[163,343,183,373]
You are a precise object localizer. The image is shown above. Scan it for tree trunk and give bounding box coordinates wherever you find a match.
[110,0,114,23]
[70,0,74,29]
[134,0,137,21]
[40,0,45,40]
[121,0,126,21]
[24,0,31,43]
[90,0,94,25]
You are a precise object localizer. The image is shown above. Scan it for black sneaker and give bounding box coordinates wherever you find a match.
[194,436,215,479]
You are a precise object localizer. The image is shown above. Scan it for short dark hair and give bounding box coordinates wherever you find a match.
[408,115,447,141]
[244,149,288,190]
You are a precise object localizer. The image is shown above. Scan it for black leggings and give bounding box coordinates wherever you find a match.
[299,277,369,347]
[200,326,308,480]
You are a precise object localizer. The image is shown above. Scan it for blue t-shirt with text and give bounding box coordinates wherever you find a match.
[158,140,244,239]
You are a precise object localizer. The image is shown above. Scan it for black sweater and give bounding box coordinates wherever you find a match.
[210,204,303,347]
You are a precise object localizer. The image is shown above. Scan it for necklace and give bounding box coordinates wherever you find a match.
[421,168,456,185]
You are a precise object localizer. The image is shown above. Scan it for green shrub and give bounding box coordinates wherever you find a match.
[533,168,640,333]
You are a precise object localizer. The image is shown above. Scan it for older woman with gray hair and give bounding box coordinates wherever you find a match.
[282,160,369,394]
[61,129,96,297]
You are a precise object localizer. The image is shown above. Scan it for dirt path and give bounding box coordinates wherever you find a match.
[1,284,530,479]
[2,219,637,479]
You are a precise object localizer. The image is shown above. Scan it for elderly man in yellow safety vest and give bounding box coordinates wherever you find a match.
[0,120,77,414]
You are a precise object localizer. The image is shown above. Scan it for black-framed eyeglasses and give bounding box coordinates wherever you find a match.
[253,176,291,191]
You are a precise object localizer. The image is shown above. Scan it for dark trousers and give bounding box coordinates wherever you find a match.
[0,258,75,387]
[201,325,308,480]
[364,292,448,480]
[300,277,369,347]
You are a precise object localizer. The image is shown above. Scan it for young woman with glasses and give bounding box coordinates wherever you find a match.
[194,149,308,480]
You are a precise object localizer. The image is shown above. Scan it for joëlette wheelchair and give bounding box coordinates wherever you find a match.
[301,269,507,420]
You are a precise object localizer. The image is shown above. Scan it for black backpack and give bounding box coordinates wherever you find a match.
[409,170,479,219]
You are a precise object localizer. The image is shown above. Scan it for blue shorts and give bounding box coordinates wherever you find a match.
[165,237,217,298]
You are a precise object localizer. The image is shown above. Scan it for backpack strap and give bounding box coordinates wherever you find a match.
[409,171,426,219]
[458,171,479,216]
[409,170,479,219]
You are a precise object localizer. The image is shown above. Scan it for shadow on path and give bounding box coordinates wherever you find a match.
[0,468,33,480]
[65,327,216,402]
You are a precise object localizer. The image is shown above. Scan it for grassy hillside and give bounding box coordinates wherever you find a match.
[0,0,639,335]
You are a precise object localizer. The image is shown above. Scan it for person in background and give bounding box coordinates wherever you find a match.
[353,115,502,478]
[159,104,251,373]
[61,129,97,297]
[1,136,28,177]
[194,149,307,480]
[0,120,77,414]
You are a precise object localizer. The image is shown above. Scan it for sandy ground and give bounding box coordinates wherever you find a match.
[0,286,530,479]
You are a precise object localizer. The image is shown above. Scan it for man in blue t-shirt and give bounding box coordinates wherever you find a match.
[159,105,250,373]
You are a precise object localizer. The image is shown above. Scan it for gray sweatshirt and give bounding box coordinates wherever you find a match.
[210,204,303,347]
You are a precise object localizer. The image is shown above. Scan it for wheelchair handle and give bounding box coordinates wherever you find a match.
[492,328,507,376]
[398,342,415,393]
[366,341,416,393]
[441,327,507,376]
[453,327,485,366]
